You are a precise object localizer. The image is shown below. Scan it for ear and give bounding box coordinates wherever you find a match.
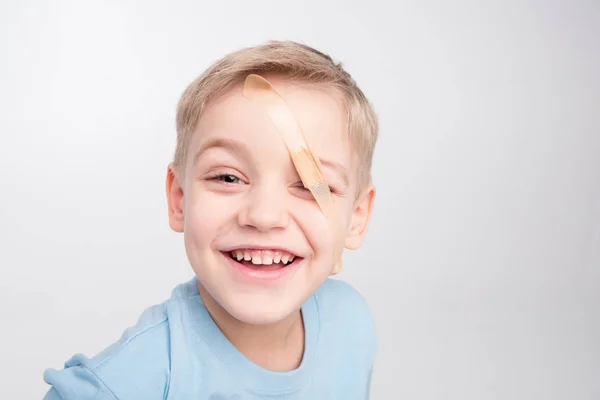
[166,163,185,233]
[345,184,376,250]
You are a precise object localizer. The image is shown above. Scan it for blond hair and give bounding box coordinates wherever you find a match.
[174,40,378,194]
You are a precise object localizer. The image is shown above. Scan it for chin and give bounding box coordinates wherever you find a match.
[218,289,304,326]
[190,249,328,326]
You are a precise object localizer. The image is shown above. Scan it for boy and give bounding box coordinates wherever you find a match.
[43,40,379,399]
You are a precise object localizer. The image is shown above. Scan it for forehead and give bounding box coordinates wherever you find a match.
[191,78,352,168]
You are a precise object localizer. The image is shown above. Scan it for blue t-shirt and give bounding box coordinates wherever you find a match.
[43,277,376,399]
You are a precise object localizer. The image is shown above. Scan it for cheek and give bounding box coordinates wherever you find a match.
[184,190,238,246]
[339,200,355,231]
[301,198,354,254]
[291,201,338,255]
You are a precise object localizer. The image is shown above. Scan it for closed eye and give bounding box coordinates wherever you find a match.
[292,182,336,195]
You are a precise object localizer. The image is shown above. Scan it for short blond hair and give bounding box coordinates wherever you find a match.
[174,40,378,194]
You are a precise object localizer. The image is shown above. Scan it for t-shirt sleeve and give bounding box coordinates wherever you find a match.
[43,356,118,399]
[42,312,171,400]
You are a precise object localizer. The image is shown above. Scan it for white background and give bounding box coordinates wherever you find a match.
[1,0,599,399]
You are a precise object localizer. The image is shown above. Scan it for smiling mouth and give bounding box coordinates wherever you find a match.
[224,249,302,270]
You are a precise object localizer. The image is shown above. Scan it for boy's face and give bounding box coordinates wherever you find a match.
[167,77,375,325]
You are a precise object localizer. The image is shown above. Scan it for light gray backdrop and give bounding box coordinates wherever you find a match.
[0,0,599,399]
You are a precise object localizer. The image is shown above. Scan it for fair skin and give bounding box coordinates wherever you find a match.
[166,76,375,372]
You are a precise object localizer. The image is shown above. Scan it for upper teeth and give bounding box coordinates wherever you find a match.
[231,250,296,265]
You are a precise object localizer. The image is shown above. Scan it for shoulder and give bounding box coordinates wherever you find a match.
[314,278,374,323]
[43,282,194,400]
[313,278,377,357]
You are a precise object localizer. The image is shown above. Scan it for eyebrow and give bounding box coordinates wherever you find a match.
[193,137,248,165]
[319,159,350,187]
[193,137,349,186]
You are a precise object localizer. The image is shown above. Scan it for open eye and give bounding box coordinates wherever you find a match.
[210,174,244,185]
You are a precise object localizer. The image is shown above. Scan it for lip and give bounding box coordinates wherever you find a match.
[221,251,303,283]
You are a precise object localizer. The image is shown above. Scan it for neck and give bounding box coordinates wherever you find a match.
[198,282,305,372]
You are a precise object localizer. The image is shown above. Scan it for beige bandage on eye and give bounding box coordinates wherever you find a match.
[242,74,344,275]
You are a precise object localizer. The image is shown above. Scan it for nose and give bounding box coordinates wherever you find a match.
[237,182,289,232]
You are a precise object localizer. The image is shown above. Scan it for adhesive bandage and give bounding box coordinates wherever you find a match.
[242,74,344,274]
